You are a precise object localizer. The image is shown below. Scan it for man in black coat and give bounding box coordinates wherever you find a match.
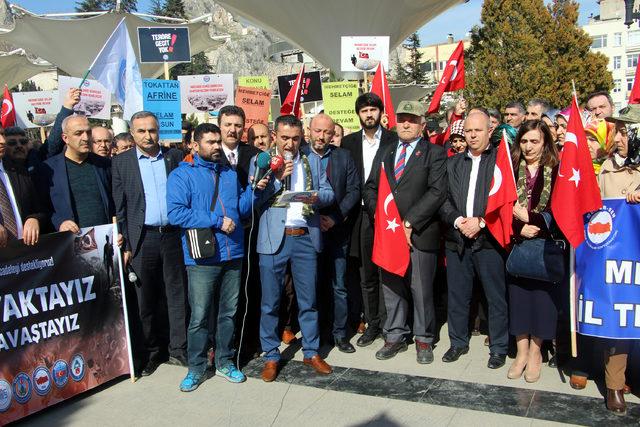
[438,111,509,369]
[341,93,397,347]
[217,105,261,189]
[112,111,187,376]
[0,130,46,247]
[303,113,360,353]
[364,101,447,363]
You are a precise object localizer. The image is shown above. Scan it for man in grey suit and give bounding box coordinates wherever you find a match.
[112,111,187,377]
[250,115,334,382]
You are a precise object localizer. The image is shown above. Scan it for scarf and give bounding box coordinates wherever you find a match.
[269,147,315,218]
[516,160,552,214]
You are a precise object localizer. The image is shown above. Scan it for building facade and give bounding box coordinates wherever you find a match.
[583,0,640,111]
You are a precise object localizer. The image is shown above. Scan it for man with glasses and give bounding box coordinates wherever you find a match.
[3,126,40,173]
[91,126,113,157]
[0,128,45,247]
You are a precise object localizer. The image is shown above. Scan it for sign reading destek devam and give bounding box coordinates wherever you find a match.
[277,71,322,105]
[340,36,390,72]
[321,81,360,131]
[142,79,181,141]
[177,74,233,114]
[12,91,60,129]
[58,76,110,120]
[0,224,130,424]
[137,27,191,63]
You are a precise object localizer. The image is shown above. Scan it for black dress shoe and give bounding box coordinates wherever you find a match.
[487,353,506,369]
[356,327,380,347]
[335,338,356,353]
[375,341,408,360]
[167,354,188,367]
[441,346,469,363]
[141,359,162,377]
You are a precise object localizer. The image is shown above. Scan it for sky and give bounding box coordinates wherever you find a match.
[13,0,602,46]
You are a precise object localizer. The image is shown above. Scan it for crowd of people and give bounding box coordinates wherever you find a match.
[1,86,638,415]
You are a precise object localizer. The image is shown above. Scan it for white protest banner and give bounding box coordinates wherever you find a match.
[13,91,60,129]
[340,36,390,72]
[58,76,111,120]
[177,74,234,114]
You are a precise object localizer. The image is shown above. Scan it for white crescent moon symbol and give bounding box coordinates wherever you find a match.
[383,193,394,216]
[2,99,12,115]
[489,167,502,197]
[565,132,578,147]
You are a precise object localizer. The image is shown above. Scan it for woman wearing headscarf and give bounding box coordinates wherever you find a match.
[595,107,640,414]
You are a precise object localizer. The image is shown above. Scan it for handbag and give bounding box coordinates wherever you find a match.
[185,170,220,260]
[506,211,566,284]
[506,238,566,284]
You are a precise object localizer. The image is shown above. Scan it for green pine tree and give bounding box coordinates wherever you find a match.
[393,55,411,84]
[76,0,137,12]
[465,0,612,109]
[406,33,427,84]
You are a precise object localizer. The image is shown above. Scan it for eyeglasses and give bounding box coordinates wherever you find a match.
[7,138,28,146]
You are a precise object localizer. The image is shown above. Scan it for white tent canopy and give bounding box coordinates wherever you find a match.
[217,0,464,77]
[0,12,225,79]
[0,50,50,89]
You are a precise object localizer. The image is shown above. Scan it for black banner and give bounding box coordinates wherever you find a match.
[137,27,191,63]
[0,224,130,424]
[277,70,323,104]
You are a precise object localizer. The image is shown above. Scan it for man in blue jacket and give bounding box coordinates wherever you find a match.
[167,123,269,392]
[250,115,335,382]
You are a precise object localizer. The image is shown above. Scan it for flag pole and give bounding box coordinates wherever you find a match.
[78,69,91,88]
[569,78,579,358]
[80,17,127,89]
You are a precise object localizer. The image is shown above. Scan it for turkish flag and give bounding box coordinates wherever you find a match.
[372,164,410,276]
[550,97,602,247]
[630,61,640,104]
[280,65,305,119]
[370,63,396,129]
[427,41,465,114]
[484,131,518,248]
[1,84,16,128]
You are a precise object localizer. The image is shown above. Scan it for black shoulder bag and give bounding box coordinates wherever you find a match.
[185,170,220,259]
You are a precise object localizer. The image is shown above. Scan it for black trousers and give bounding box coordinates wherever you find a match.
[130,228,187,362]
[445,246,509,355]
[358,213,385,330]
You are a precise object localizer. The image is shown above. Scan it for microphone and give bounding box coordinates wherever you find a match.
[252,151,272,189]
[126,264,139,286]
[283,152,293,191]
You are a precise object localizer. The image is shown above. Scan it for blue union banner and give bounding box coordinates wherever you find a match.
[576,198,640,339]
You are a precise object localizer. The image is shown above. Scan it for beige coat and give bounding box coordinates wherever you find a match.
[597,155,640,198]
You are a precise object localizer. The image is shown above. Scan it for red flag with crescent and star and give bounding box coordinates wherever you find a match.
[484,131,518,248]
[280,65,305,119]
[427,41,465,114]
[550,97,602,247]
[370,63,397,129]
[1,84,16,128]
[372,164,410,276]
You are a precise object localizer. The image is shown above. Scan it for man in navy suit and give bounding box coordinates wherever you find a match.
[250,115,335,382]
[302,113,360,353]
[37,115,113,233]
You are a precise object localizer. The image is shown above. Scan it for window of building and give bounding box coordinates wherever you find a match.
[628,78,635,91]
[439,60,447,71]
[591,34,607,49]
[628,53,639,68]
[629,30,640,46]
[613,79,622,93]
[613,56,621,69]
[614,32,622,47]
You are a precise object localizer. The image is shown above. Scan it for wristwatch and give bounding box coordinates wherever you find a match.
[478,217,486,229]
[404,220,411,228]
